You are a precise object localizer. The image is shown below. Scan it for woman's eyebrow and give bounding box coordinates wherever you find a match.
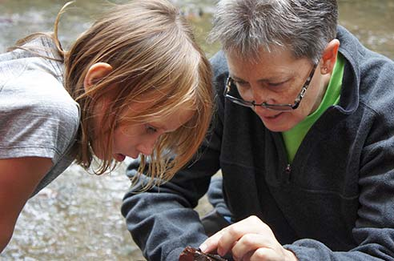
[231,74,285,83]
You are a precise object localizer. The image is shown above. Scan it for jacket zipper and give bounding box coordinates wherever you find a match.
[285,164,291,182]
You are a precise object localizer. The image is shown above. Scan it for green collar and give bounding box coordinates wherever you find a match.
[282,53,345,163]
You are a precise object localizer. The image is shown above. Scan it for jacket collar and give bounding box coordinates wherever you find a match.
[335,25,363,115]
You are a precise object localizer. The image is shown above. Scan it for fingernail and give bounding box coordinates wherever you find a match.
[199,243,207,252]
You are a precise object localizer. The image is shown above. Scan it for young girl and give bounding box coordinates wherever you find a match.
[0,0,213,252]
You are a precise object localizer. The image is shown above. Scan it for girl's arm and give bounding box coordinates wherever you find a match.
[0,157,52,252]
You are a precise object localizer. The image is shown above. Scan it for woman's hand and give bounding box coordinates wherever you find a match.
[199,215,298,261]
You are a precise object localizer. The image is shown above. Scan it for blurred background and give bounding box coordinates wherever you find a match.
[1,0,393,260]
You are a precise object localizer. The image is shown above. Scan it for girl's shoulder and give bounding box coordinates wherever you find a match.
[0,35,63,89]
[0,50,80,162]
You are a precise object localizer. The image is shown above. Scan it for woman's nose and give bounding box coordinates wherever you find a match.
[248,85,270,105]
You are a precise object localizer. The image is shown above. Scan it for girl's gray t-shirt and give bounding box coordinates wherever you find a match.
[0,37,80,196]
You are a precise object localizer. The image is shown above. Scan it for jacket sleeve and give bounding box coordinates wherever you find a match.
[121,53,227,261]
[121,127,223,260]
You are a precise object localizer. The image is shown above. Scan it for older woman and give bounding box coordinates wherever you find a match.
[122,0,394,260]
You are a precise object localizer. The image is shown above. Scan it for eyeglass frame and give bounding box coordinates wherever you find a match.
[224,63,318,111]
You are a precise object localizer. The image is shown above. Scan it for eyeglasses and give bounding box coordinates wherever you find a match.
[224,64,317,111]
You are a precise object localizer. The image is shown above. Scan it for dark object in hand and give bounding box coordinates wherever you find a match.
[179,246,227,261]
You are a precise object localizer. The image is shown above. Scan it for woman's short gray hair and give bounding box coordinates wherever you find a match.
[208,0,338,64]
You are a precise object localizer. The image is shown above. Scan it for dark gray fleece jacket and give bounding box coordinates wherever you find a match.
[122,26,394,261]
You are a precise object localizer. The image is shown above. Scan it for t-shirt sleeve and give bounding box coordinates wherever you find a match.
[0,71,80,163]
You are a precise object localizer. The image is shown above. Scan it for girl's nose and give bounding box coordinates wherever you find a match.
[136,135,159,156]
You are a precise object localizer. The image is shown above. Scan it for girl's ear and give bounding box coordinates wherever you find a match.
[320,39,340,75]
[83,62,113,92]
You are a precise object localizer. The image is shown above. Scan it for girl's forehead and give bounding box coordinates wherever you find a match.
[150,107,195,133]
[120,93,195,123]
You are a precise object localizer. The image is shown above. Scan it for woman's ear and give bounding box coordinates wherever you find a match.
[83,62,113,92]
[320,39,340,75]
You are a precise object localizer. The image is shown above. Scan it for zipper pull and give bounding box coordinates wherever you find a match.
[285,164,291,183]
[285,164,291,174]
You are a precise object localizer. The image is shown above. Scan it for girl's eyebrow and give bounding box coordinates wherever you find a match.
[149,123,170,132]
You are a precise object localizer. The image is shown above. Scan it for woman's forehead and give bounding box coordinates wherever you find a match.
[226,48,310,80]
[227,45,295,66]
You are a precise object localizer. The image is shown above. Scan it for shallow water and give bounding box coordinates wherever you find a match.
[1,0,394,260]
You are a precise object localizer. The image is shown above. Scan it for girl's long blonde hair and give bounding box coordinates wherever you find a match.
[14,0,214,183]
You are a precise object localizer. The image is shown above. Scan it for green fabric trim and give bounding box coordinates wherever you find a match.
[282,54,345,163]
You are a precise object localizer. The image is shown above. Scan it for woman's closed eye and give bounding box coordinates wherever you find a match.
[266,80,292,92]
[234,79,288,89]
[233,80,250,88]
[267,78,289,88]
